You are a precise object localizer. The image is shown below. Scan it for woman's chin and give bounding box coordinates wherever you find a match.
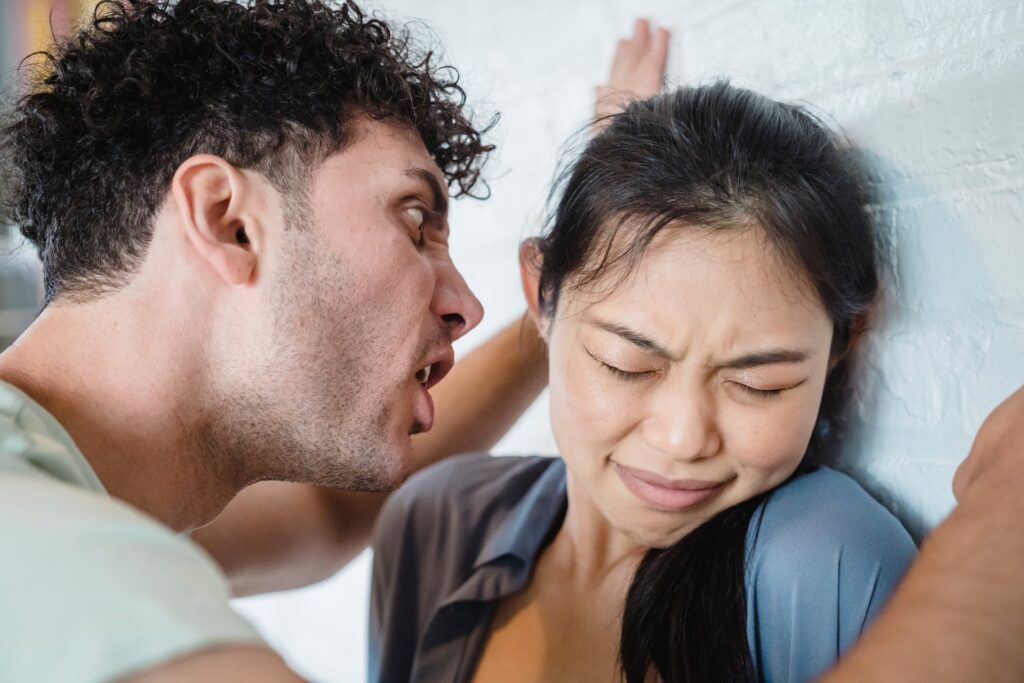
[611,514,707,550]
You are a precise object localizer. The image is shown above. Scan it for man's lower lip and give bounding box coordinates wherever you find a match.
[614,464,724,511]
[412,383,434,434]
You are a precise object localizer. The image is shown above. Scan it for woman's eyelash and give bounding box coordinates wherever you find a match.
[585,346,652,381]
[603,362,651,381]
[584,345,791,395]
[734,383,784,398]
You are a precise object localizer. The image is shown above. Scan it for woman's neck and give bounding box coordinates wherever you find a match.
[544,470,649,588]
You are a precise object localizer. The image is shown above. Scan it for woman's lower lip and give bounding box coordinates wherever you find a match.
[614,464,725,511]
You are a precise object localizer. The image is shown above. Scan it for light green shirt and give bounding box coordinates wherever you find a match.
[0,381,264,683]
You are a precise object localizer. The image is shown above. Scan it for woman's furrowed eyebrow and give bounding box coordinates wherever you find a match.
[588,317,810,368]
[590,319,674,358]
[711,349,810,370]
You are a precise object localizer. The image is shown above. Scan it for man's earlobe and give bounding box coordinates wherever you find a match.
[172,155,260,287]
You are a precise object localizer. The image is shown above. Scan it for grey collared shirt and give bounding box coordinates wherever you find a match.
[369,454,915,683]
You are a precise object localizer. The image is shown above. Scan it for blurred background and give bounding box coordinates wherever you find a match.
[3,1,1024,681]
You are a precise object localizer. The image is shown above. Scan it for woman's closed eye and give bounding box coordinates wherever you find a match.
[733,383,783,398]
[728,378,805,400]
[584,346,656,382]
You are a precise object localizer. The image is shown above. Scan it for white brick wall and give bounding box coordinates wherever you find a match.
[236,2,1024,680]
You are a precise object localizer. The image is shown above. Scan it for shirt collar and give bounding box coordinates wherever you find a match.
[0,380,107,495]
[471,457,568,570]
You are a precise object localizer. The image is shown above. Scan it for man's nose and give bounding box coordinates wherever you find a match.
[433,261,484,342]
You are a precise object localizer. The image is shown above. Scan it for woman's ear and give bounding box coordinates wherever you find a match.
[829,312,871,371]
[519,238,548,337]
[171,154,262,287]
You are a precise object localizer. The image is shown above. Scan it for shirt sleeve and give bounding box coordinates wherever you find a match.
[744,468,917,683]
[0,474,265,683]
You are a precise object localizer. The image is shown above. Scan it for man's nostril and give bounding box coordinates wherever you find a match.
[442,313,465,332]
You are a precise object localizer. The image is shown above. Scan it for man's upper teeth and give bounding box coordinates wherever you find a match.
[417,365,431,384]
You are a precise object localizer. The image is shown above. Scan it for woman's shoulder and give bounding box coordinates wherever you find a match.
[744,467,917,681]
[749,466,915,564]
[384,453,559,518]
[372,454,562,557]
[745,466,913,557]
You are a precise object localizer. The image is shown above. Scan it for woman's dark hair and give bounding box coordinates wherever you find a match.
[0,0,493,303]
[537,82,878,682]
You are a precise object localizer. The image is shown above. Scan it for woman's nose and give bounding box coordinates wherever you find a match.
[641,393,721,462]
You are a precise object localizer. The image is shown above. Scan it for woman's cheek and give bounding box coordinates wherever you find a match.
[549,339,634,454]
[724,396,819,478]
[572,354,642,436]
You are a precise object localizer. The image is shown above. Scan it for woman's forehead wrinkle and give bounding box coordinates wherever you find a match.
[568,228,831,367]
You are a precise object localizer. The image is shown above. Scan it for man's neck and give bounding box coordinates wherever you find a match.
[0,297,238,532]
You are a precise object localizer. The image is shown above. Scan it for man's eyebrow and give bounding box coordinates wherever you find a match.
[712,349,810,370]
[592,321,674,358]
[404,167,448,216]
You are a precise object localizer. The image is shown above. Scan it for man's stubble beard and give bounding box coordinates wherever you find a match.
[197,201,411,494]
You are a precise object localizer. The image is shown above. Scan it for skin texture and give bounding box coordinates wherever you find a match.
[196,117,483,494]
[472,226,836,683]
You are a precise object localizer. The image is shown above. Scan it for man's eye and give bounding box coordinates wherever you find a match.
[404,207,427,245]
[406,206,427,226]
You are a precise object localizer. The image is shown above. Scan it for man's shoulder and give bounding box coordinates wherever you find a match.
[1,463,150,530]
[0,471,262,682]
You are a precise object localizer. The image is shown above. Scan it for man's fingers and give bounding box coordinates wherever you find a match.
[652,26,670,66]
[609,38,630,84]
[632,17,651,50]
[596,17,670,128]
[637,27,670,91]
[614,18,649,80]
[609,20,667,90]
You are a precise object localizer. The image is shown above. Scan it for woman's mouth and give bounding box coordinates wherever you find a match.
[614,462,729,511]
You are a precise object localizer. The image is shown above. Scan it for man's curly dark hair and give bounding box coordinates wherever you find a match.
[0,0,494,303]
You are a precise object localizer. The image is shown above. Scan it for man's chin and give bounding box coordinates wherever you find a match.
[301,439,413,493]
[371,437,416,490]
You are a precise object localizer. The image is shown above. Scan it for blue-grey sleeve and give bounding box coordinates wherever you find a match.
[744,468,917,683]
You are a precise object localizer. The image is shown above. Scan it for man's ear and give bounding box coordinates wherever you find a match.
[171,155,262,286]
[519,238,549,337]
